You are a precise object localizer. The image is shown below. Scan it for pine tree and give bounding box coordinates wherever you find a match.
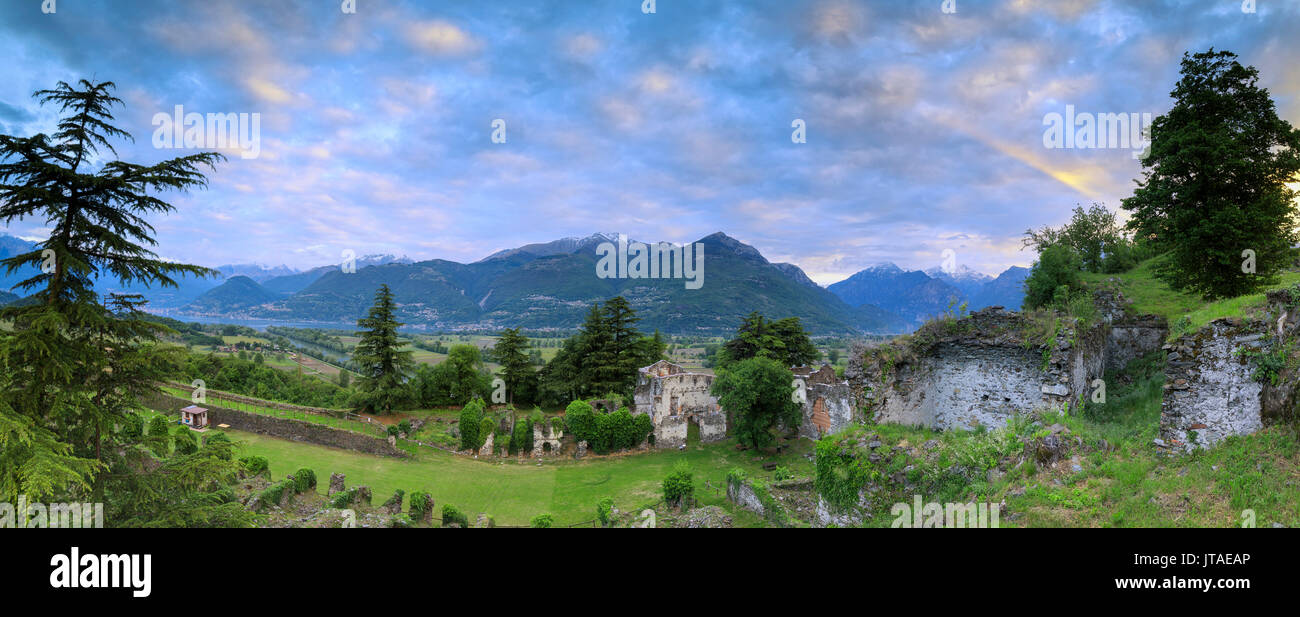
[0,80,225,502]
[352,284,415,414]
[1123,49,1300,299]
[492,327,534,405]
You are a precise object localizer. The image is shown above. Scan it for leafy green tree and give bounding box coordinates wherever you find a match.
[0,80,225,503]
[1023,244,1084,310]
[414,344,491,406]
[719,312,818,369]
[351,284,415,413]
[492,327,534,405]
[711,357,801,449]
[661,461,695,509]
[1123,49,1300,298]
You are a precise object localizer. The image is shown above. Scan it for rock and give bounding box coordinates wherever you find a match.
[1041,384,1069,396]
[328,472,346,496]
[381,490,404,514]
[1153,438,1166,447]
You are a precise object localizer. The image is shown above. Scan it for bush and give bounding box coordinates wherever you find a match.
[329,488,356,509]
[390,513,414,528]
[240,455,270,477]
[773,466,793,481]
[564,400,596,442]
[662,461,695,509]
[147,415,171,436]
[409,491,434,522]
[293,468,317,493]
[441,504,469,528]
[596,497,614,527]
[458,398,487,451]
[201,432,233,460]
[172,427,198,455]
[259,480,293,509]
[397,419,412,435]
[530,513,555,528]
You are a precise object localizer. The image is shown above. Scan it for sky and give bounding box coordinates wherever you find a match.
[1,0,1298,285]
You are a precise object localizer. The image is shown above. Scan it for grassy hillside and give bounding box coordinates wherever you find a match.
[1082,257,1300,340]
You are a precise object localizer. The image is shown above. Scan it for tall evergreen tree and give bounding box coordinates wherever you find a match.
[0,80,227,503]
[1123,49,1300,298]
[352,284,414,414]
[492,327,534,405]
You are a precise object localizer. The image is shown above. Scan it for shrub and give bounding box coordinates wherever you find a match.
[293,468,317,493]
[773,466,793,481]
[530,513,555,528]
[397,419,413,435]
[240,455,270,477]
[564,400,596,442]
[259,480,293,509]
[596,497,614,527]
[409,491,434,522]
[329,488,356,509]
[390,513,414,528]
[441,504,470,528]
[201,432,233,460]
[662,461,695,509]
[458,398,487,451]
[147,415,171,437]
[172,427,198,455]
[479,416,496,444]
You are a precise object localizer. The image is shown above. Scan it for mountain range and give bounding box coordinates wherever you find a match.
[0,232,1028,334]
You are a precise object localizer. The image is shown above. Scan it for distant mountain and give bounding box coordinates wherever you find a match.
[828,263,964,326]
[262,266,333,295]
[184,276,280,314]
[0,290,19,306]
[228,232,904,334]
[217,263,298,282]
[925,265,993,299]
[971,266,1030,311]
[478,234,616,263]
[829,262,1028,326]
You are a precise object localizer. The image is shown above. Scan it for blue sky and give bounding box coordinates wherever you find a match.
[1,0,1297,284]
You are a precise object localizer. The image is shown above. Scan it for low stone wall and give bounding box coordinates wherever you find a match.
[1160,288,1300,450]
[143,392,408,458]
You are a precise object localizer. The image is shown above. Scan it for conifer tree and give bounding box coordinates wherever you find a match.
[0,80,226,502]
[352,284,414,414]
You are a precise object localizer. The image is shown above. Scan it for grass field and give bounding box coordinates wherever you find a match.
[231,429,814,527]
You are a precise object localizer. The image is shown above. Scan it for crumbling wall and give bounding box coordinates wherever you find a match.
[1160,288,1300,450]
[532,422,562,456]
[633,360,726,448]
[847,307,1111,431]
[793,365,857,438]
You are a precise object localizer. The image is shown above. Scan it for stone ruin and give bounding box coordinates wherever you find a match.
[532,420,563,456]
[846,298,1166,433]
[1160,288,1300,450]
[633,360,727,448]
[792,364,855,439]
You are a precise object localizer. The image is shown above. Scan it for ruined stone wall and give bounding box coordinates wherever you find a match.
[633,360,726,448]
[847,307,1114,432]
[1160,288,1300,450]
[798,381,857,438]
[142,392,408,458]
